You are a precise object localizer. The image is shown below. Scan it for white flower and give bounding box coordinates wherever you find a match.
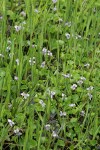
[15,25,22,32]
[93,8,96,12]
[6,46,11,51]
[20,11,26,17]
[87,86,93,91]
[32,44,37,48]
[21,92,29,99]
[88,93,93,100]
[7,40,11,44]
[9,53,14,58]
[42,48,52,57]
[29,57,36,65]
[52,0,57,3]
[14,76,18,80]
[75,35,82,39]
[8,104,12,109]
[49,91,56,99]
[42,48,47,55]
[59,18,63,22]
[65,33,70,39]
[45,124,51,131]
[27,40,31,46]
[77,80,83,85]
[80,76,86,81]
[39,100,46,108]
[62,93,66,98]
[27,41,37,48]
[41,61,45,68]
[21,21,26,25]
[47,50,52,56]
[77,35,82,39]
[14,128,22,136]
[0,16,3,19]
[34,9,39,13]
[52,131,58,137]
[84,63,90,67]
[80,111,85,116]
[60,111,66,117]
[65,21,71,27]
[0,54,4,57]
[16,58,19,65]
[62,73,72,78]
[69,103,76,107]
[53,6,57,11]
[7,40,12,44]
[8,119,15,127]
[71,84,77,90]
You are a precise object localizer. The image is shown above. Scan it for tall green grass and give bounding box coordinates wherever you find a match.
[0,0,100,149]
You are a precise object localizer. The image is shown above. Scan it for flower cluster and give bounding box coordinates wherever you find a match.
[62,73,72,78]
[87,93,93,100]
[16,58,19,66]
[65,33,70,39]
[21,92,29,99]
[62,93,66,99]
[40,61,45,68]
[42,48,52,56]
[60,111,66,117]
[0,54,4,58]
[52,131,58,137]
[48,90,56,99]
[71,84,77,90]
[14,128,22,136]
[20,11,26,17]
[87,86,93,100]
[14,76,18,80]
[84,63,90,68]
[45,124,51,131]
[87,86,93,91]
[80,110,85,116]
[77,80,83,86]
[34,9,39,13]
[65,21,71,27]
[8,119,15,127]
[52,0,57,4]
[6,40,12,52]
[14,25,22,32]
[29,57,36,65]
[39,100,46,108]
[14,21,26,32]
[69,103,76,107]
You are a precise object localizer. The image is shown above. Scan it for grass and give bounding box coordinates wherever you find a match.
[0,0,100,150]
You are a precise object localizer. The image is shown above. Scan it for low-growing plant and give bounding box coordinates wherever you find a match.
[0,0,100,150]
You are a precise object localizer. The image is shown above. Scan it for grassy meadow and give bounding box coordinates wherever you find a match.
[0,0,100,149]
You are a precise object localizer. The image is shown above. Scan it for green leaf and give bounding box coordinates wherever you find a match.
[70,118,77,123]
[7,10,15,19]
[0,68,5,77]
[57,139,65,147]
[29,140,37,148]
[89,140,97,146]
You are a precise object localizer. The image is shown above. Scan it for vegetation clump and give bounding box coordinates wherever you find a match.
[0,0,100,149]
